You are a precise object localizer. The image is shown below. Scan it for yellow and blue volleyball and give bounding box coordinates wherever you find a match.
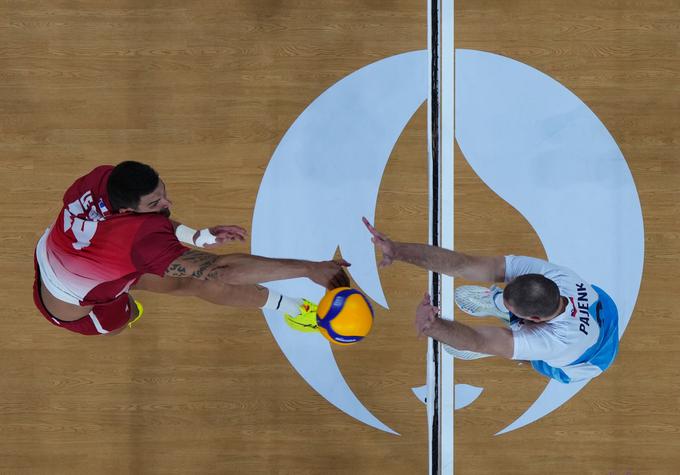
[316,287,374,345]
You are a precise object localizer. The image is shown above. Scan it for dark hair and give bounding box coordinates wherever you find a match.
[504,274,561,318]
[107,161,159,211]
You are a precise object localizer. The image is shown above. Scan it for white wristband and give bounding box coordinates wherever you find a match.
[175,224,197,245]
[195,228,217,247]
[176,224,218,247]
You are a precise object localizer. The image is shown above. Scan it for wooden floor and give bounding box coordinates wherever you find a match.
[1,1,678,473]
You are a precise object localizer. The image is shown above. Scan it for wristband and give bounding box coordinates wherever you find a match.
[175,224,197,245]
[195,228,218,247]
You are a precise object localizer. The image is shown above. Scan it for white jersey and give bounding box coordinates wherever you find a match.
[505,255,601,368]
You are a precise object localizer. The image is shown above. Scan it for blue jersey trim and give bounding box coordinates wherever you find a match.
[530,285,619,383]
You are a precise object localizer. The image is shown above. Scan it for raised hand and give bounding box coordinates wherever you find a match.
[415,292,440,337]
[362,217,397,268]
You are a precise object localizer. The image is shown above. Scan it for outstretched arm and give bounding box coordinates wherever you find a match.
[164,249,351,290]
[363,217,505,282]
[414,293,514,358]
[395,244,505,282]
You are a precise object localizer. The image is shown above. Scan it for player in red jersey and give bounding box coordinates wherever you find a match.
[33,161,349,336]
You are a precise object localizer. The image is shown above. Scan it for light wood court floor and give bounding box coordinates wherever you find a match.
[0,1,678,474]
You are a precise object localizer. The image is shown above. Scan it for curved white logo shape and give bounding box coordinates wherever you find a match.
[252,49,644,435]
[252,51,428,434]
[454,49,644,434]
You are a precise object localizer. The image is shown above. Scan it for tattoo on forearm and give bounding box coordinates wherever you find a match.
[165,250,219,279]
[181,250,217,263]
[166,263,188,277]
[192,257,218,279]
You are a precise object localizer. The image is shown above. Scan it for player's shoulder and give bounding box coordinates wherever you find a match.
[77,165,115,184]
[90,164,115,174]
[106,211,171,229]
[66,165,114,194]
[133,213,175,234]
[506,255,580,278]
[105,213,175,246]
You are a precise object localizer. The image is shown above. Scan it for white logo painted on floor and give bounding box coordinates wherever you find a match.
[252,49,644,436]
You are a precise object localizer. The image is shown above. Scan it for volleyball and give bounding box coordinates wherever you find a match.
[316,287,374,345]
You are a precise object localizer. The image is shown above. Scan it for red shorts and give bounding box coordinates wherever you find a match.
[33,254,133,335]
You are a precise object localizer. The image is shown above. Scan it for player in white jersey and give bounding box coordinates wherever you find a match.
[363,218,619,384]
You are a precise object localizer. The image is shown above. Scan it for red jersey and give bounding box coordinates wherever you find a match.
[36,165,188,306]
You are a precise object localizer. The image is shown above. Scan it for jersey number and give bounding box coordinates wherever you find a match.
[63,192,98,250]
